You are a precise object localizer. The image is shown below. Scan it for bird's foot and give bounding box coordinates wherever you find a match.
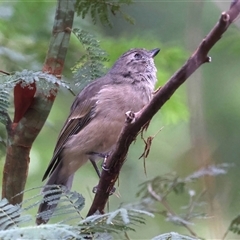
[125,111,136,123]
[92,185,116,195]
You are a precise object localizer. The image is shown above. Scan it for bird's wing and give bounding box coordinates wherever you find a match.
[42,93,97,181]
[42,75,113,181]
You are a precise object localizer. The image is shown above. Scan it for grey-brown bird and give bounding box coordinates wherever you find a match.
[36,48,160,224]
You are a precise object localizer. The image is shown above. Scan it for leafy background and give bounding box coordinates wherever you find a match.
[1,0,240,239]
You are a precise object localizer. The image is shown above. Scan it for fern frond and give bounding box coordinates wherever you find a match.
[0,196,83,239]
[72,28,108,88]
[0,198,31,230]
[12,70,73,97]
[185,163,232,181]
[152,232,199,240]
[0,70,74,127]
[80,207,153,235]
[53,189,85,224]
[1,188,155,239]
[137,173,185,199]
[1,70,73,97]
[104,208,153,225]
[134,165,231,233]
[0,88,10,126]
[137,164,232,199]
[21,185,85,224]
[75,0,133,26]
[0,224,80,240]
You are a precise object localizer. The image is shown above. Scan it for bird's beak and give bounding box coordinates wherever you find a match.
[150,48,160,58]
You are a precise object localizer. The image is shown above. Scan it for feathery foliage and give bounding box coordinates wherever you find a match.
[75,0,134,26]
[0,70,73,127]
[0,88,10,126]
[151,232,199,240]
[0,188,155,239]
[78,208,153,238]
[0,70,73,95]
[10,70,73,97]
[137,163,232,199]
[135,164,233,237]
[21,185,85,224]
[0,223,80,240]
[0,165,233,239]
[72,28,108,88]
[0,198,31,230]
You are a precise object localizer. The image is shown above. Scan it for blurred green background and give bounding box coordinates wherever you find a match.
[1,1,240,239]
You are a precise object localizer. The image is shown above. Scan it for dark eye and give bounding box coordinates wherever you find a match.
[134,53,142,60]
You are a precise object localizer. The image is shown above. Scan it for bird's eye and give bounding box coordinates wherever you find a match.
[134,53,142,60]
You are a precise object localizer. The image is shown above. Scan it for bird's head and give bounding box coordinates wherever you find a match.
[109,48,160,87]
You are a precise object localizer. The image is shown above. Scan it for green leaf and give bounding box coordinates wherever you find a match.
[72,29,108,88]
[228,214,240,235]
[75,0,133,26]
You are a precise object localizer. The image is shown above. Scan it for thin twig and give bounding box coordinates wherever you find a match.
[0,70,10,75]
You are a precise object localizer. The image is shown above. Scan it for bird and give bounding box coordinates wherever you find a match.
[36,47,160,225]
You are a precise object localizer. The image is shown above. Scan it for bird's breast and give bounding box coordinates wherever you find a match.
[95,83,152,115]
[90,83,152,152]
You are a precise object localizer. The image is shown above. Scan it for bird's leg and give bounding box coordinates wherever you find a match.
[88,152,115,195]
[89,158,101,178]
[101,154,116,195]
[88,151,110,176]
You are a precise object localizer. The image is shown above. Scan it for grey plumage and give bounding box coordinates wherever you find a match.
[36,48,160,225]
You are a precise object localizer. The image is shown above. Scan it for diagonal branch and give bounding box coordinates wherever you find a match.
[2,0,76,205]
[87,1,240,216]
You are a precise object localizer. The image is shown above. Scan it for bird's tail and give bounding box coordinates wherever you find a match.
[36,164,74,225]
